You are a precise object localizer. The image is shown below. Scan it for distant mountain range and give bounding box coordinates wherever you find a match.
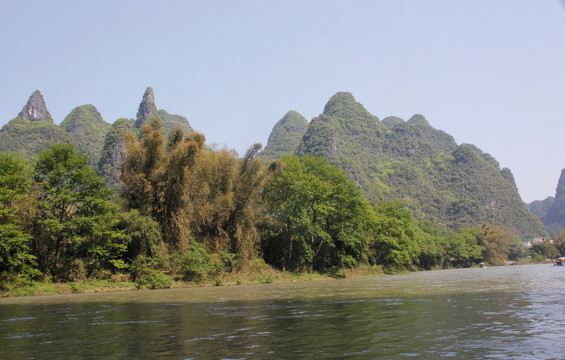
[0,89,549,239]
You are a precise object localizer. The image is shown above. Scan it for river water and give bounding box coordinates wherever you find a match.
[1,264,564,359]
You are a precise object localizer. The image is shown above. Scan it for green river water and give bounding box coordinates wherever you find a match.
[1,263,564,359]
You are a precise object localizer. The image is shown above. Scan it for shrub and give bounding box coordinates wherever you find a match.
[130,256,172,289]
[181,242,213,282]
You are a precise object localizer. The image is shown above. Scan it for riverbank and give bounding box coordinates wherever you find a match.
[1,265,387,298]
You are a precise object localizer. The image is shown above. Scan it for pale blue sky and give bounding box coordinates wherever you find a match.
[1,1,564,203]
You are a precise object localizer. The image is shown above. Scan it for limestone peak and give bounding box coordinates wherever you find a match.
[19,90,53,122]
[135,87,158,128]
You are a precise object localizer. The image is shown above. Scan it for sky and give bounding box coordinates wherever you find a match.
[0,0,564,203]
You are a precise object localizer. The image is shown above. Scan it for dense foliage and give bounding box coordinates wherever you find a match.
[0,126,536,290]
[292,92,546,240]
[0,89,554,292]
[261,155,370,271]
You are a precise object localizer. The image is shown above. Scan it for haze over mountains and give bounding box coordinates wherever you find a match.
[0,89,552,240]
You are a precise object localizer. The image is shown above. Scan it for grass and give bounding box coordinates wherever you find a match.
[1,279,137,297]
[0,264,387,298]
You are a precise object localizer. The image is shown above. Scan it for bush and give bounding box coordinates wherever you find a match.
[181,242,213,282]
[130,256,172,289]
[138,271,173,289]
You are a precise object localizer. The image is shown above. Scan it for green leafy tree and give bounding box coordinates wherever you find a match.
[0,153,38,283]
[31,144,125,280]
[368,201,422,269]
[507,236,528,260]
[117,209,162,261]
[416,221,448,270]
[443,228,483,267]
[530,241,559,260]
[261,155,369,271]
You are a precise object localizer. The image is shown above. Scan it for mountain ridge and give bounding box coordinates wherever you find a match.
[266,91,546,239]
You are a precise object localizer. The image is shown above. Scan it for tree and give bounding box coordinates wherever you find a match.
[368,201,422,269]
[31,144,125,280]
[121,119,204,250]
[443,227,483,267]
[416,221,448,270]
[477,225,512,265]
[530,241,559,260]
[0,152,37,283]
[187,143,271,264]
[261,155,369,271]
[553,232,565,256]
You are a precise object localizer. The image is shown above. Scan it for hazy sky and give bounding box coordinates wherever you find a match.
[1,1,564,203]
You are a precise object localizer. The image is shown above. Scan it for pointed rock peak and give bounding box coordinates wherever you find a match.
[553,168,565,201]
[407,114,429,127]
[142,87,155,103]
[19,90,53,122]
[136,87,158,127]
[558,168,565,184]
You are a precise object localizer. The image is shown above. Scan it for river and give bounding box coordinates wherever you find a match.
[1,264,564,359]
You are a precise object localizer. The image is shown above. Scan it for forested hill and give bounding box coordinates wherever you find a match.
[0,89,547,239]
[529,168,565,234]
[0,88,195,179]
[259,110,309,162]
[0,91,70,158]
[263,92,546,240]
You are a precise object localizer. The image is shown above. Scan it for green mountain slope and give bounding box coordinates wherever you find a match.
[0,91,69,156]
[406,114,457,154]
[528,196,553,219]
[158,110,194,136]
[60,104,111,165]
[1,88,198,188]
[289,92,546,239]
[260,110,308,162]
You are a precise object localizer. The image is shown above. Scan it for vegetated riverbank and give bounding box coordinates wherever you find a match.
[0,264,387,298]
[2,258,551,299]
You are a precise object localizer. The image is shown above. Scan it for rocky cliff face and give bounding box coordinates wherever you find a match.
[98,118,135,188]
[135,87,158,128]
[18,90,53,122]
